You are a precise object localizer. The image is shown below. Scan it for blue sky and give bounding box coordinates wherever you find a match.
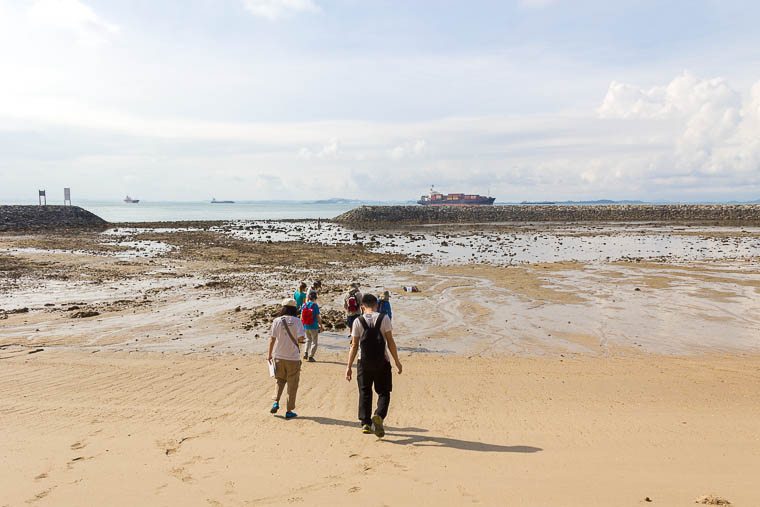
[1,0,759,202]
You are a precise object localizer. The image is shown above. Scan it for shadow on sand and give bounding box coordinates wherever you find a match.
[299,416,542,454]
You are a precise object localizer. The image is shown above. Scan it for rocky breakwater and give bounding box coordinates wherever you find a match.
[334,204,760,225]
[0,205,109,232]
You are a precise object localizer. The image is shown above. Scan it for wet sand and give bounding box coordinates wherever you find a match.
[1,224,759,505]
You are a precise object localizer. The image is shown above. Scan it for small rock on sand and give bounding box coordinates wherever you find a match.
[695,495,731,505]
[71,310,100,319]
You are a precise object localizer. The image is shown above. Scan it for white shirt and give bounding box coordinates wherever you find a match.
[271,316,305,361]
[351,312,393,360]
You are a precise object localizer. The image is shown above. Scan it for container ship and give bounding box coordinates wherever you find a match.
[417,187,495,206]
[123,195,139,203]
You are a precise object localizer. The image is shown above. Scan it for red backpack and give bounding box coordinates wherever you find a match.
[347,291,359,312]
[301,302,315,326]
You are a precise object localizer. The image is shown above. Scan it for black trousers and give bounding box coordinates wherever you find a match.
[357,359,392,425]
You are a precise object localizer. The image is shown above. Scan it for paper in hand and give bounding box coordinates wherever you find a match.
[267,359,276,377]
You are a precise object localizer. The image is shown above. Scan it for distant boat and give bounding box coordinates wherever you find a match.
[417,186,494,206]
[211,197,235,204]
[124,195,139,203]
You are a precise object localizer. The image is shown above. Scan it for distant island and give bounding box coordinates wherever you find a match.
[306,197,758,206]
[517,199,646,205]
[310,198,364,204]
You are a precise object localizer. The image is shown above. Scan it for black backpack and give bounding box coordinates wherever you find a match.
[358,313,386,362]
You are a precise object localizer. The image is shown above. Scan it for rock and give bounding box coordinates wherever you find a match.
[695,495,731,505]
[0,205,108,232]
[333,204,760,225]
[71,310,100,318]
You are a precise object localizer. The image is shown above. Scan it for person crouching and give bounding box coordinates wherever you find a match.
[268,298,305,419]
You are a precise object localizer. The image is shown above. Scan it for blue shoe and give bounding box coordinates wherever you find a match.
[285,411,297,420]
[270,402,279,414]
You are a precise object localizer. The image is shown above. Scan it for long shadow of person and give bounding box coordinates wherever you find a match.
[300,416,427,433]
[299,416,541,454]
[383,432,541,453]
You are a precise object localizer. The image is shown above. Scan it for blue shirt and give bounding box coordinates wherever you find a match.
[302,301,320,330]
[294,291,306,311]
[378,300,392,320]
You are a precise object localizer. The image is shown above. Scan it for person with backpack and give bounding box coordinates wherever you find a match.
[301,290,323,362]
[344,282,362,334]
[267,298,305,419]
[377,290,392,320]
[293,282,307,313]
[345,293,403,437]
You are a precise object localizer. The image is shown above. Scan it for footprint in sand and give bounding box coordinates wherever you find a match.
[70,442,85,450]
[26,486,55,504]
[169,466,194,483]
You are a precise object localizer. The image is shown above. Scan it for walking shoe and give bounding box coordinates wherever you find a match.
[303,353,308,360]
[285,411,298,420]
[270,402,279,414]
[362,424,372,434]
[371,414,385,438]
[308,356,315,362]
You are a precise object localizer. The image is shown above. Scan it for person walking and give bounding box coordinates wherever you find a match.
[267,298,305,419]
[294,282,307,314]
[301,290,323,362]
[310,280,322,295]
[377,290,392,320]
[344,282,362,335]
[345,293,403,437]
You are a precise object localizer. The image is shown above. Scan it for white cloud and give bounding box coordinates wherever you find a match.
[598,72,740,120]
[598,72,759,180]
[242,0,320,20]
[389,139,426,160]
[517,0,556,8]
[297,139,340,159]
[27,0,119,45]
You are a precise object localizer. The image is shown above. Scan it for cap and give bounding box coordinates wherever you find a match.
[281,298,297,307]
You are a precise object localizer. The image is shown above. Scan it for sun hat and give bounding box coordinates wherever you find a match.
[350,282,360,289]
[281,298,297,307]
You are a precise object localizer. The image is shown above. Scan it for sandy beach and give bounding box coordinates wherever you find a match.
[2,223,760,506]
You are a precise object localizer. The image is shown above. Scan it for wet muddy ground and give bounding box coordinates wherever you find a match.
[1,222,759,357]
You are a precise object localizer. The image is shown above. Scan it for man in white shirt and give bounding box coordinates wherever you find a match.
[345,293,403,437]
[268,298,305,419]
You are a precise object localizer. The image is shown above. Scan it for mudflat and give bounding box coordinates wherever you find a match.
[1,224,759,506]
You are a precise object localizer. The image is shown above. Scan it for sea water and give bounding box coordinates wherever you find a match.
[1,199,363,222]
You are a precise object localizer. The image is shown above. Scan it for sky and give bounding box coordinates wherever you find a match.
[1,0,760,202]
